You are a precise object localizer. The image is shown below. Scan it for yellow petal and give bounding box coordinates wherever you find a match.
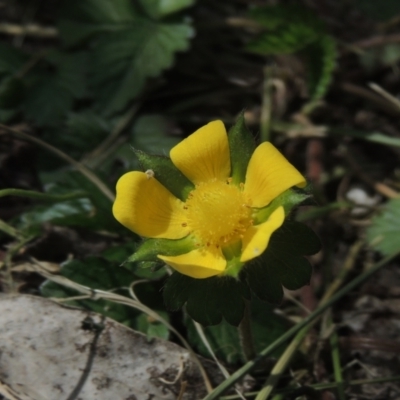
[244,142,306,208]
[170,120,231,184]
[240,206,285,262]
[112,171,188,239]
[158,247,226,279]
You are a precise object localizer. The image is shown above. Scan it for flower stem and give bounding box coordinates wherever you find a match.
[202,250,399,400]
[260,66,273,143]
[238,300,255,362]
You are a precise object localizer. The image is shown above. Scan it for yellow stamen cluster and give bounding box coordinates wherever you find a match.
[182,179,253,248]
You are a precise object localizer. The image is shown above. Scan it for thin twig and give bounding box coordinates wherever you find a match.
[203,243,397,400]
[0,22,58,38]
[341,146,400,199]
[82,103,141,167]
[352,33,400,49]
[369,82,400,112]
[0,124,115,202]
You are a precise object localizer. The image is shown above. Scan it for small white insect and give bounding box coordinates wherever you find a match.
[145,169,155,179]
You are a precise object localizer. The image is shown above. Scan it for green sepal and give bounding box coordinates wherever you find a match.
[228,112,256,185]
[254,184,314,225]
[245,220,320,304]
[163,273,250,326]
[222,241,245,278]
[133,149,194,201]
[126,235,197,263]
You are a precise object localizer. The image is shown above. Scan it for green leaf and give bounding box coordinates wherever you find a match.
[24,52,88,126]
[247,4,323,55]
[367,199,400,256]
[24,76,74,126]
[163,273,250,326]
[59,0,193,115]
[41,257,139,327]
[187,297,290,364]
[245,220,320,303]
[132,114,182,154]
[0,76,25,108]
[302,34,336,112]
[247,23,319,55]
[270,220,321,256]
[58,0,137,46]
[0,43,27,75]
[90,20,193,115]
[36,170,119,231]
[62,111,111,158]
[139,0,195,19]
[17,198,93,229]
[136,312,170,340]
[134,150,194,201]
[228,112,256,185]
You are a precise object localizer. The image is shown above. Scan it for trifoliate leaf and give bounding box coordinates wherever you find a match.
[58,0,137,46]
[59,0,193,116]
[246,220,320,304]
[139,0,195,19]
[367,199,400,256]
[163,273,250,326]
[228,112,256,185]
[90,19,193,115]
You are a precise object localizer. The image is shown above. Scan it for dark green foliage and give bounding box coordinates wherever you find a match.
[246,4,336,110]
[163,273,250,326]
[161,220,320,326]
[58,0,193,116]
[302,35,336,111]
[187,297,290,363]
[247,4,323,55]
[41,256,139,327]
[246,221,320,304]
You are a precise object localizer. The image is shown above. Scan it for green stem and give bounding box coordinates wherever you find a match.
[0,188,88,201]
[260,66,273,143]
[238,301,256,361]
[0,124,115,202]
[202,251,399,400]
[220,375,400,399]
[329,314,346,400]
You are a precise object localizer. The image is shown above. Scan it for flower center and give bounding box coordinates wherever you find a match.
[183,179,253,247]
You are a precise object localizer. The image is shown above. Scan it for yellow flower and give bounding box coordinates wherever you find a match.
[113,120,306,279]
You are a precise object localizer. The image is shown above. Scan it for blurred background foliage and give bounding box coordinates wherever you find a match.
[2,0,400,379]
